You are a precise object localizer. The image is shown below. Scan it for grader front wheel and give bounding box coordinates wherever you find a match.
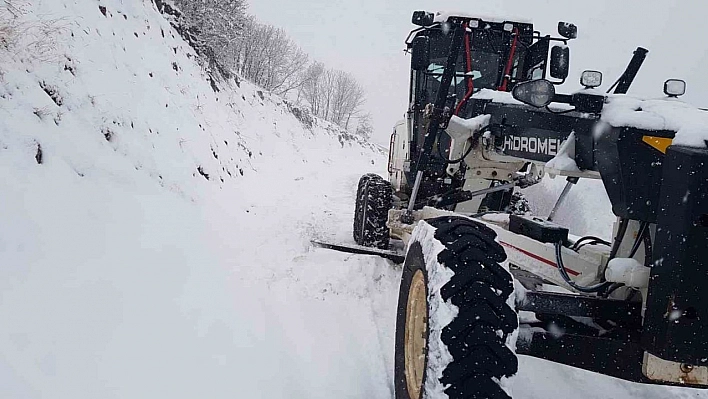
[394,216,519,399]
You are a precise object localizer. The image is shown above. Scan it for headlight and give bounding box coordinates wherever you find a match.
[580,70,603,88]
[664,79,686,97]
[512,79,556,108]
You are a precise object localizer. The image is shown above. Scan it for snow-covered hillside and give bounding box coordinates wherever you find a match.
[0,1,706,398]
[0,1,396,397]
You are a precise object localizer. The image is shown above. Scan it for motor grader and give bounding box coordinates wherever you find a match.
[318,10,708,399]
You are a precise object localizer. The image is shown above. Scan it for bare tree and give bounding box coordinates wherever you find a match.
[330,70,365,129]
[355,113,374,140]
[320,68,337,121]
[299,61,325,116]
[268,45,308,96]
[162,4,369,136]
[171,0,246,70]
[298,65,365,131]
[234,18,309,96]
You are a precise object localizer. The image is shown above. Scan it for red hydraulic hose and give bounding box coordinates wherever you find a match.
[454,23,474,116]
[499,27,519,92]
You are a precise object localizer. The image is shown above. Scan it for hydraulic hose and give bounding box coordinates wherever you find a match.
[555,241,613,293]
[498,27,519,92]
[608,218,629,260]
[571,236,612,251]
[436,135,476,164]
[453,22,475,116]
[628,221,649,259]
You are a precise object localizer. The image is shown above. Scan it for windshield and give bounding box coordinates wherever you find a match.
[426,50,501,94]
[417,28,514,116]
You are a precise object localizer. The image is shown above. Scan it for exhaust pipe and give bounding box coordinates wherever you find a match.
[612,47,649,94]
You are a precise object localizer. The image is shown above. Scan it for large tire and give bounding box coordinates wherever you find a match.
[353,173,392,249]
[394,216,518,399]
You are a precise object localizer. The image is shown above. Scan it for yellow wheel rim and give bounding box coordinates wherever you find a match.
[405,270,427,399]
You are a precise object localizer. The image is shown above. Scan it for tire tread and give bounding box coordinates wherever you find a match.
[427,216,517,399]
[353,174,392,249]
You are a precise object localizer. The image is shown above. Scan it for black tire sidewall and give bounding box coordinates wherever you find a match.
[353,174,374,244]
[353,174,392,249]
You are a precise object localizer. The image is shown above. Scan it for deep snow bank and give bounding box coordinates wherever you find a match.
[0,1,398,398]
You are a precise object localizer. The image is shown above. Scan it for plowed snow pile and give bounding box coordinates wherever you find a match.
[0,1,705,398]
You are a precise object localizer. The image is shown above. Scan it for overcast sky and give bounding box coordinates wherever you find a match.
[248,1,708,145]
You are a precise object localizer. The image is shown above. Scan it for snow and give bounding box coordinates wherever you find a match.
[448,113,491,133]
[601,95,708,148]
[545,132,580,175]
[575,87,607,96]
[481,212,512,224]
[432,11,532,25]
[1,1,707,399]
[472,88,575,111]
[409,221,455,399]
[605,258,651,288]
[501,259,520,395]
[472,88,524,105]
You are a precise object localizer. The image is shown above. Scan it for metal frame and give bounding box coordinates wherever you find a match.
[518,291,641,326]
[384,205,708,388]
[311,240,405,263]
[517,329,649,383]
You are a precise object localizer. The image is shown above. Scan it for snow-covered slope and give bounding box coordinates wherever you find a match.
[0,1,397,397]
[0,1,706,399]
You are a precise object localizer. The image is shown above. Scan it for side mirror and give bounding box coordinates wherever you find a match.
[411,36,430,71]
[558,22,578,39]
[412,11,435,27]
[664,79,686,97]
[550,46,570,80]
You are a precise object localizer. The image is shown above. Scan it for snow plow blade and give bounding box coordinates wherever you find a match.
[311,240,405,264]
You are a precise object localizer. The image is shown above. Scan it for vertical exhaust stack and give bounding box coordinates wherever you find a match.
[612,47,649,94]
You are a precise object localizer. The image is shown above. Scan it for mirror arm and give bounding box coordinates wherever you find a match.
[531,34,570,44]
[405,25,438,47]
[552,93,573,104]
